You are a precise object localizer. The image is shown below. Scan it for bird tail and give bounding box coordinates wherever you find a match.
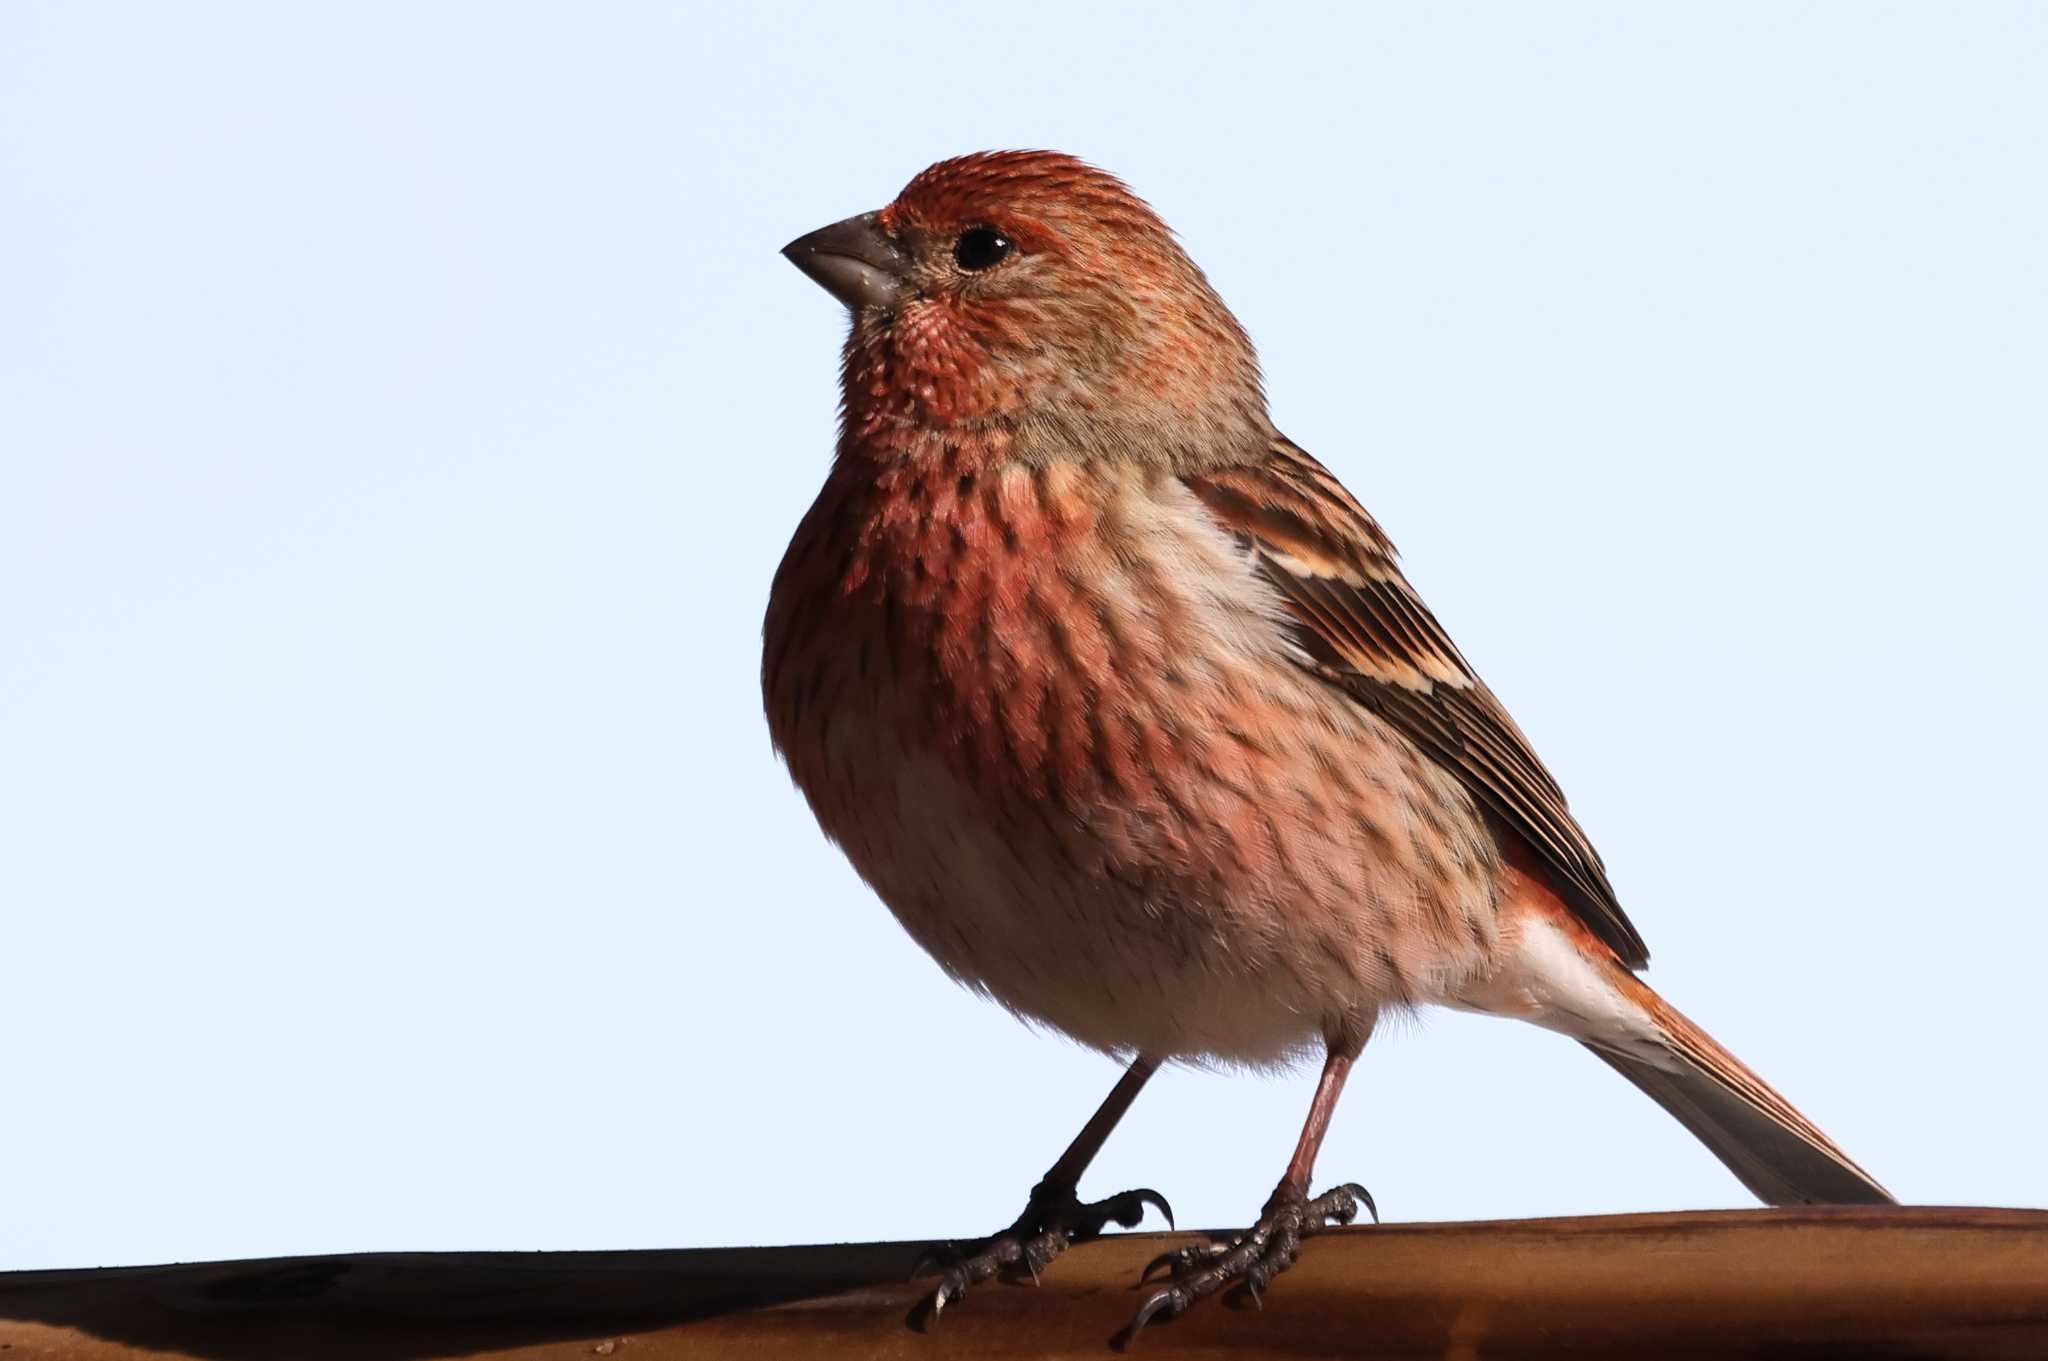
[1587,970,1894,1206]
[1455,886,1894,1207]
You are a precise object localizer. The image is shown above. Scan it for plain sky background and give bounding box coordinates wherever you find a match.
[3,2,2044,1274]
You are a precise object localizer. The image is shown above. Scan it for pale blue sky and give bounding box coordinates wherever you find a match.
[3,3,2043,1272]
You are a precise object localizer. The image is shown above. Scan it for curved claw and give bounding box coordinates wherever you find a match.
[1139,1249,1182,1284]
[1132,1188,1175,1231]
[919,1271,965,1329]
[1094,1186,1176,1232]
[1312,1181,1377,1226]
[1118,1286,1185,1348]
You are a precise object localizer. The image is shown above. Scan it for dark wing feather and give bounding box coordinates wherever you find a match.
[1186,437,1649,969]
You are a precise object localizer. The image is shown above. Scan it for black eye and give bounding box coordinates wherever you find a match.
[953,226,1013,271]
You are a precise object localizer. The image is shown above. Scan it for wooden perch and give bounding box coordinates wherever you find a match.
[2,1207,2044,1358]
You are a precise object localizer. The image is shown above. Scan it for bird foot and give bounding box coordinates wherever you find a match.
[910,1179,1172,1327]
[1120,1181,1373,1345]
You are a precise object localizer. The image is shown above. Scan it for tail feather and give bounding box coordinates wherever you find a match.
[1601,962,1893,1206]
[1584,978,1893,1205]
[1455,884,1894,1206]
[1586,1045,1890,1206]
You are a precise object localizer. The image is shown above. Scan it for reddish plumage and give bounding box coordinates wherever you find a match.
[766,151,1891,1329]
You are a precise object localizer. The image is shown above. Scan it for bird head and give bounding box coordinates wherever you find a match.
[783,151,1268,467]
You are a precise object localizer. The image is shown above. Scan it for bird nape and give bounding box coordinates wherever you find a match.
[764,150,1892,1342]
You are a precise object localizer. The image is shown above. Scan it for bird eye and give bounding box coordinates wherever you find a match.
[953,227,1013,271]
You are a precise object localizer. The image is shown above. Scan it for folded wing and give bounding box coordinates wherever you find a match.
[1186,437,1649,969]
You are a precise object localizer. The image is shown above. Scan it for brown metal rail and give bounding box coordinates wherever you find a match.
[3,1207,2044,1358]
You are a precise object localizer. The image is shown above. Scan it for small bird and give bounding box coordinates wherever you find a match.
[766,151,1891,1338]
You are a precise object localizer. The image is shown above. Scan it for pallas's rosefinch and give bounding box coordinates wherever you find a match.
[766,152,1890,1336]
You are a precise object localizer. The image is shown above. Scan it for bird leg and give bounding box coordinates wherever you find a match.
[1123,1048,1373,1343]
[913,1055,1171,1324]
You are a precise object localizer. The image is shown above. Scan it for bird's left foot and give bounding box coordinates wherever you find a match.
[910,1179,1171,1327]
[1121,1180,1374,1345]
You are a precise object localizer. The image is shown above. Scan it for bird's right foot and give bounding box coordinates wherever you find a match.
[909,1179,1172,1326]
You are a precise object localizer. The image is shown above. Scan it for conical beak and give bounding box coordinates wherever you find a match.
[781,210,912,312]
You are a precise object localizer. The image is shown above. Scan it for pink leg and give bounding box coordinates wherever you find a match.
[1126,1045,1376,1342]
